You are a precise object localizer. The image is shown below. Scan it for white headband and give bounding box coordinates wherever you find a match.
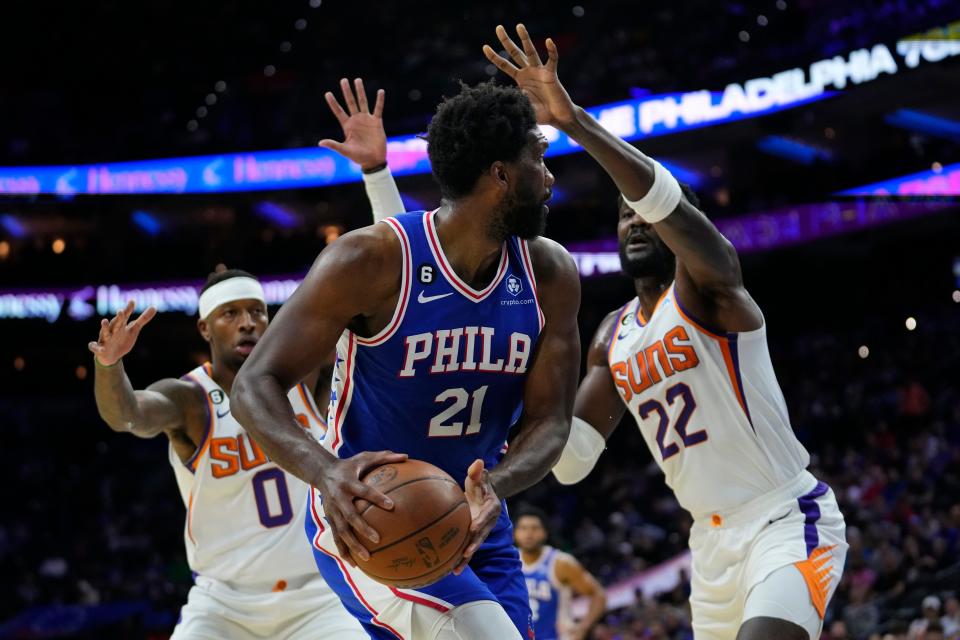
[198,277,266,319]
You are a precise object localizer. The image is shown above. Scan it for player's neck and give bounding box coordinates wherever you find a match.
[208,359,237,395]
[520,546,546,565]
[434,202,504,289]
[633,276,672,321]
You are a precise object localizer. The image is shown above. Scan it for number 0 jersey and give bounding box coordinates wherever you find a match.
[169,363,328,588]
[323,210,544,483]
[607,283,809,518]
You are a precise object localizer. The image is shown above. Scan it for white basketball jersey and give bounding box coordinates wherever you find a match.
[607,283,809,518]
[168,363,328,588]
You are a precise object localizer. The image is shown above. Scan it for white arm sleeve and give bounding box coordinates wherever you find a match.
[551,416,606,485]
[362,166,405,222]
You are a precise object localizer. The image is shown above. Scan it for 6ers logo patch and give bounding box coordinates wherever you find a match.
[209,389,225,404]
[505,274,523,296]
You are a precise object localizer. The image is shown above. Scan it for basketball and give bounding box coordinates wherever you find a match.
[350,459,471,588]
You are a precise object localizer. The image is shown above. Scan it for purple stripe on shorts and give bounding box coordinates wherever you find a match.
[798,481,829,556]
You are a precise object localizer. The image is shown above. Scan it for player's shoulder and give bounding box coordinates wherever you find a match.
[523,236,578,287]
[592,305,628,351]
[310,221,403,291]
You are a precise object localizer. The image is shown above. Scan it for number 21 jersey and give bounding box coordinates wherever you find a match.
[324,210,543,483]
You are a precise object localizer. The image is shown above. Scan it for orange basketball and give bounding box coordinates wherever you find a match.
[349,459,471,588]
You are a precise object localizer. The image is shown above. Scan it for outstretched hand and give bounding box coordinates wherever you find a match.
[483,24,578,128]
[87,300,157,366]
[318,78,388,171]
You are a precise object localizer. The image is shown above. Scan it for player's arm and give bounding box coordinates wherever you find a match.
[484,24,760,333]
[554,552,607,640]
[230,226,407,564]
[318,77,405,222]
[455,238,581,572]
[552,310,627,485]
[489,237,580,497]
[89,301,195,438]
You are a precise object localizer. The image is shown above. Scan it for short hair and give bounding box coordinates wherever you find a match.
[201,268,257,294]
[617,182,702,211]
[514,506,549,528]
[426,81,537,199]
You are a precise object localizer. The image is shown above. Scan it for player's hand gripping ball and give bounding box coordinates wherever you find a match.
[350,459,471,588]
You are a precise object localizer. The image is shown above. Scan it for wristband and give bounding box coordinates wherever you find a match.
[361,162,388,175]
[623,159,682,223]
[94,355,119,368]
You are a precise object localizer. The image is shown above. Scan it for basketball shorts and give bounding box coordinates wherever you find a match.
[688,470,848,640]
[305,487,532,639]
[170,572,365,640]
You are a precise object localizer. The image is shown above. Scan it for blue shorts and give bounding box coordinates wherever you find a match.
[305,489,532,639]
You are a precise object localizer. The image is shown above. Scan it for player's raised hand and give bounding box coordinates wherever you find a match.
[483,24,577,128]
[318,78,388,171]
[316,450,408,567]
[87,300,157,367]
[453,458,502,575]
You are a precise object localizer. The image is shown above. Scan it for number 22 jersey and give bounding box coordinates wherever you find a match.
[606,284,810,518]
[323,210,544,483]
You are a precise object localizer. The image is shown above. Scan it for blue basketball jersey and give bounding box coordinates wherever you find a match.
[523,546,567,640]
[324,210,544,483]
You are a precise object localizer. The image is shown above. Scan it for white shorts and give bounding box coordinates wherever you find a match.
[688,471,848,640]
[170,573,366,640]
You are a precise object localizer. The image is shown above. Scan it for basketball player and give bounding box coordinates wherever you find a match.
[530,98,849,640]
[88,79,402,639]
[230,24,663,640]
[515,508,607,640]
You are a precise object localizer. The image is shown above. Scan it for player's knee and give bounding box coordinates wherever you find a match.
[426,600,522,640]
[737,616,810,640]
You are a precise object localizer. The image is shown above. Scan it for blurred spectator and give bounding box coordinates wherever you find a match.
[911,596,944,639]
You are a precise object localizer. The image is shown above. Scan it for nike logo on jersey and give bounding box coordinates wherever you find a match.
[216,408,230,419]
[418,291,454,304]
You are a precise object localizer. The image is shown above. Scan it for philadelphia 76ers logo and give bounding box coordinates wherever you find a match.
[506,274,523,296]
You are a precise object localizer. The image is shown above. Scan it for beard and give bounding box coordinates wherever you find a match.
[490,182,547,241]
[618,241,675,279]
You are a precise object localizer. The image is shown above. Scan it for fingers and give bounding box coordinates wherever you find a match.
[353,78,369,113]
[467,458,485,481]
[324,91,349,127]
[495,24,527,67]
[87,341,103,354]
[340,77,360,115]
[483,44,519,80]
[356,450,409,477]
[516,24,543,66]
[318,138,348,154]
[327,510,366,565]
[373,89,385,118]
[130,306,157,331]
[352,480,395,512]
[344,501,382,545]
[545,37,559,71]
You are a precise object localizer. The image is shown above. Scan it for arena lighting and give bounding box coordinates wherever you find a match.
[0,214,27,238]
[0,21,956,196]
[131,210,163,236]
[3,197,952,323]
[756,136,833,165]
[837,161,960,196]
[885,109,960,141]
[253,201,299,228]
